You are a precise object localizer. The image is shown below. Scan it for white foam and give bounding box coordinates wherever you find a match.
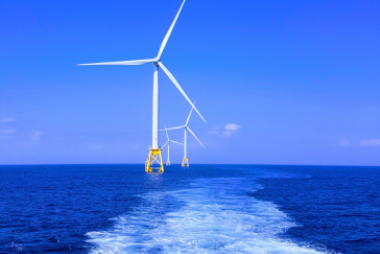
[87,178,329,254]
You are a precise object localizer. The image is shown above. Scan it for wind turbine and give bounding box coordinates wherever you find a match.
[78,0,205,173]
[163,102,204,167]
[162,126,183,166]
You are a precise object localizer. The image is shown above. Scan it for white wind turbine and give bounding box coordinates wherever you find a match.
[163,102,204,167]
[78,0,205,173]
[162,126,183,166]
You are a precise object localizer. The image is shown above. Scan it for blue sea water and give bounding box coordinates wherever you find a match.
[0,165,379,253]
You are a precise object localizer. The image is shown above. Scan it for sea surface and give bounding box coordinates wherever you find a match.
[0,165,379,254]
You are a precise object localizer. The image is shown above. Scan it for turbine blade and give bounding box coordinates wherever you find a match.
[187,127,204,147]
[158,62,206,123]
[165,125,169,140]
[78,59,155,66]
[186,100,195,126]
[165,125,186,131]
[162,141,169,149]
[170,140,183,145]
[157,0,186,59]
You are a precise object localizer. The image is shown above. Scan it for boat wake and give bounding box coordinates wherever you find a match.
[87,178,329,254]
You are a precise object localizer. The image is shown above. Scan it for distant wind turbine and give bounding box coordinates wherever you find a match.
[78,0,205,173]
[162,126,183,166]
[163,102,204,167]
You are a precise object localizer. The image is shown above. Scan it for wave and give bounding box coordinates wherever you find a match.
[86,178,328,254]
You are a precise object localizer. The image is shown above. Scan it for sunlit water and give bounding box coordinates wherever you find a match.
[0,165,378,253]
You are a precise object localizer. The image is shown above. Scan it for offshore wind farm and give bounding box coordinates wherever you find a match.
[1,0,379,253]
[78,0,205,173]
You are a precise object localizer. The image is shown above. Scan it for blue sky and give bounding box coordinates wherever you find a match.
[1,0,379,166]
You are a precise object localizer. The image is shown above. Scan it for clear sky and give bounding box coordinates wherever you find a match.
[1,0,379,166]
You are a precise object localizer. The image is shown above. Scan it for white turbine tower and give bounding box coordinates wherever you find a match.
[162,126,183,166]
[78,0,205,173]
[163,102,204,167]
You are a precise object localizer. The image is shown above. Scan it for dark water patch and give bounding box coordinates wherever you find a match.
[253,165,380,254]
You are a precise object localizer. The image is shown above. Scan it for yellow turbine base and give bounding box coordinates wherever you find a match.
[166,160,171,166]
[145,146,164,173]
[181,158,189,167]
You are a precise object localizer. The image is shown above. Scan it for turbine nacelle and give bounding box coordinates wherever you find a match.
[162,126,183,149]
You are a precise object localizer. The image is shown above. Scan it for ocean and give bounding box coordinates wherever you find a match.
[0,165,379,253]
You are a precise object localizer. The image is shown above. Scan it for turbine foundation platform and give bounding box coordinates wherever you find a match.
[166,160,171,166]
[181,158,189,167]
[145,146,164,173]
